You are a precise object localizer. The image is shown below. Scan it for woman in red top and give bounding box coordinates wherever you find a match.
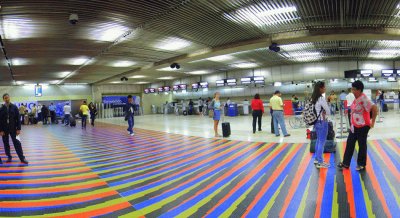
[251,93,264,133]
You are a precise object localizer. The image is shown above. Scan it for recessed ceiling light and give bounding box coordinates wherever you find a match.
[130,75,146,78]
[206,55,234,62]
[112,61,136,67]
[2,18,37,40]
[110,81,122,84]
[157,76,175,80]
[154,37,191,51]
[187,70,211,75]
[65,57,90,65]
[369,49,400,59]
[57,71,72,77]
[231,62,258,68]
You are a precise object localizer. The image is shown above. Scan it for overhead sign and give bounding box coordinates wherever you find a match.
[216,80,225,87]
[172,85,179,91]
[178,84,187,90]
[163,86,171,92]
[226,79,237,86]
[381,69,394,78]
[241,77,251,84]
[149,88,156,93]
[35,85,42,97]
[253,76,265,84]
[200,82,208,88]
[192,83,199,89]
[144,88,150,94]
[360,69,373,77]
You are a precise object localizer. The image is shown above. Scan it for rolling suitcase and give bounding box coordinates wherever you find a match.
[382,103,388,112]
[24,115,29,125]
[70,117,76,127]
[310,140,336,153]
[222,122,231,137]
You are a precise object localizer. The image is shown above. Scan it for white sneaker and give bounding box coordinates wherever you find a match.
[130,133,135,136]
[316,162,330,169]
[314,160,318,164]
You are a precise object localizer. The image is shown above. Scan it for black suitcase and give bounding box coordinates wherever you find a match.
[70,117,76,127]
[382,103,388,112]
[310,121,335,140]
[222,122,231,137]
[310,140,336,153]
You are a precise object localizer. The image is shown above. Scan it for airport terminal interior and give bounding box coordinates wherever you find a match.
[0,0,400,217]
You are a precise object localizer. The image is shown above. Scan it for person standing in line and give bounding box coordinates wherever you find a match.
[311,82,331,168]
[338,80,378,171]
[48,102,56,124]
[291,95,299,110]
[198,97,203,116]
[19,103,26,124]
[125,95,135,136]
[29,104,37,124]
[339,90,347,110]
[251,93,264,134]
[63,102,71,126]
[328,91,337,115]
[79,101,89,129]
[188,99,194,115]
[37,104,42,122]
[0,94,28,164]
[346,88,355,129]
[41,105,49,125]
[211,92,222,137]
[270,90,290,137]
[89,102,97,126]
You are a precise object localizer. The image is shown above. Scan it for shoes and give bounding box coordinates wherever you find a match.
[284,134,291,137]
[355,165,365,171]
[313,160,318,164]
[258,129,262,131]
[253,130,256,134]
[316,162,330,168]
[20,159,29,164]
[275,134,280,137]
[337,162,349,170]
[6,157,12,163]
[130,133,135,136]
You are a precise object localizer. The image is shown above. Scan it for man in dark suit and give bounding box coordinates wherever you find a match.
[0,93,28,164]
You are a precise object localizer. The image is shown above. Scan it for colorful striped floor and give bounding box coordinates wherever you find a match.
[0,123,399,217]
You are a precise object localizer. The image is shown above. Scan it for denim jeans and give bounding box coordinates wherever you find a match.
[81,115,87,128]
[314,120,328,163]
[127,116,134,134]
[64,114,70,125]
[272,111,288,136]
[330,103,336,115]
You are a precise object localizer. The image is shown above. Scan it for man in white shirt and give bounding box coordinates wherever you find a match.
[346,89,356,126]
[63,102,72,126]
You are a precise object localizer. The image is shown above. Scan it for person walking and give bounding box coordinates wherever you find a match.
[125,95,135,136]
[338,80,378,171]
[63,102,71,126]
[0,94,28,164]
[328,91,338,115]
[346,88,355,129]
[198,97,203,116]
[89,102,97,126]
[211,92,222,137]
[270,91,290,137]
[79,101,89,129]
[311,82,331,168]
[251,93,264,134]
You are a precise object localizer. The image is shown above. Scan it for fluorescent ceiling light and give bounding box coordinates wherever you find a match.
[129,75,146,78]
[11,58,29,66]
[305,66,325,73]
[134,81,150,84]
[57,71,72,77]
[280,43,314,52]
[15,81,25,85]
[231,62,258,68]
[88,24,130,42]
[49,80,60,84]
[110,81,122,84]
[154,37,191,51]
[1,18,37,40]
[283,51,322,62]
[65,57,90,65]
[369,49,400,59]
[157,67,180,71]
[157,76,175,80]
[224,4,298,27]
[64,83,88,85]
[111,61,136,67]
[187,70,210,75]
[206,55,234,62]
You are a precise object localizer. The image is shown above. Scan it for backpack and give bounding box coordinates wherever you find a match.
[303,99,322,126]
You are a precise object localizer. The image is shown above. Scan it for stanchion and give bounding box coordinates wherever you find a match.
[376,102,383,123]
[336,106,348,139]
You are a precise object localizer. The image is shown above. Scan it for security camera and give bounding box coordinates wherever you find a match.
[69,13,79,25]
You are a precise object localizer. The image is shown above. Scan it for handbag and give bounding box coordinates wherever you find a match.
[209,109,214,118]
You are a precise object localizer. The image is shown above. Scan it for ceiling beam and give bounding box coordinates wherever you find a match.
[95,28,400,84]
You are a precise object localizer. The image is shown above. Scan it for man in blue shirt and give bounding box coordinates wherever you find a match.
[49,103,56,124]
[125,95,135,136]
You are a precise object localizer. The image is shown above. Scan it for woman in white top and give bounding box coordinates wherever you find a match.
[311,81,331,168]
